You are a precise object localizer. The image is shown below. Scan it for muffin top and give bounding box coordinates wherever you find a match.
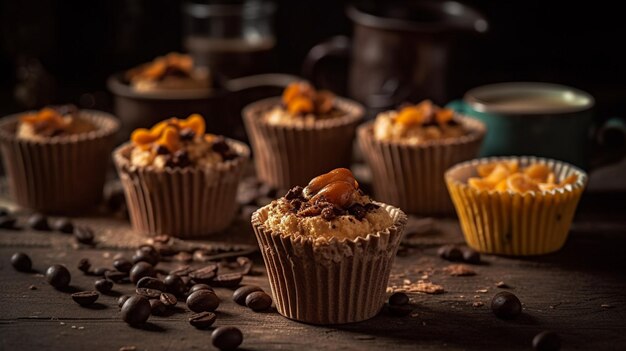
[17,105,96,140]
[467,160,578,193]
[373,100,467,144]
[263,82,344,126]
[129,114,238,170]
[262,168,394,241]
[125,52,210,92]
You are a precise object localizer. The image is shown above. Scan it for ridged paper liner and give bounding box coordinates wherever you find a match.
[251,203,407,325]
[113,139,250,238]
[243,97,364,189]
[357,117,486,215]
[445,156,588,256]
[0,111,119,214]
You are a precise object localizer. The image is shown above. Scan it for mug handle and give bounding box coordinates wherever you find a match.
[302,35,351,94]
[589,117,626,170]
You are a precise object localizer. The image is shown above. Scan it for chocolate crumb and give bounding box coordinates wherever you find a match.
[321,207,336,221]
[285,186,304,200]
[348,204,366,220]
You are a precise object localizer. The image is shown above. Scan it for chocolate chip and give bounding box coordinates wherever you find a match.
[491,291,522,319]
[285,186,304,200]
[149,299,167,315]
[71,291,99,306]
[27,213,50,231]
[211,137,230,154]
[533,331,561,351]
[52,218,74,233]
[74,226,95,245]
[113,258,133,273]
[160,292,177,307]
[130,262,156,284]
[121,296,151,325]
[348,204,366,220]
[233,285,264,305]
[46,264,71,289]
[95,278,113,293]
[388,292,409,306]
[245,291,272,311]
[186,290,220,312]
[321,207,336,221]
[179,128,195,141]
[212,273,243,288]
[154,144,170,155]
[11,252,32,272]
[212,326,243,351]
[136,277,166,291]
[189,311,216,329]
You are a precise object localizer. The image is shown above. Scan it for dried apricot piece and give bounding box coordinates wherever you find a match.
[477,163,497,177]
[304,168,357,198]
[484,164,510,185]
[468,177,494,191]
[315,90,335,114]
[155,126,180,152]
[538,183,558,191]
[506,173,539,193]
[435,108,454,124]
[524,164,551,182]
[282,82,314,105]
[179,114,205,136]
[131,128,158,146]
[287,97,314,115]
[495,179,509,191]
[559,174,578,186]
[396,106,425,126]
[309,181,356,208]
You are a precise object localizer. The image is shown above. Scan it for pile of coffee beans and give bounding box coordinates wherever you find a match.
[437,244,481,264]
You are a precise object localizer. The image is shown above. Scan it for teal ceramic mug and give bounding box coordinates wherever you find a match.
[447,82,625,169]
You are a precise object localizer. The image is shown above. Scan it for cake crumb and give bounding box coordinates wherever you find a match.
[475,289,488,293]
[472,301,485,307]
[28,285,37,290]
[443,264,476,276]
[601,304,613,309]
[496,281,511,288]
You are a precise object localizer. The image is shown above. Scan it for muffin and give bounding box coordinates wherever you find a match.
[0,105,119,213]
[358,100,486,215]
[251,168,407,324]
[113,114,249,237]
[243,81,364,190]
[445,156,587,255]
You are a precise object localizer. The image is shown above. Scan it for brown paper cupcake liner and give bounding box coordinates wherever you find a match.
[445,156,587,255]
[243,97,364,190]
[251,202,407,325]
[113,139,250,238]
[358,117,486,215]
[0,110,119,214]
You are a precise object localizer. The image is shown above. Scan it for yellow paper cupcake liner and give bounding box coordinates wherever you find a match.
[445,156,587,256]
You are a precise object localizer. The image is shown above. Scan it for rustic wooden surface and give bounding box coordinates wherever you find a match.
[1,192,625,351]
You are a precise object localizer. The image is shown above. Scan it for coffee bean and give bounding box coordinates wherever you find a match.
[491,291,522,319]
[163,274,186,296]
[212,273,243,288]
[93,267,110,277]
[95,278,113,293]
[27,213,50,231]
[437,245,463,262]
[74,226,95,245]
[189,264,218,284]
[149,299,167,316]
[118,295,131,308]
[186,290,220,312]
[11,252,32,272]
[236,257,253,275]
[533,331,561,351]
[132,245,160,266]
[0,215,17,229]
[0,207,7,216]
[189,284,213,294]
[136,276,166,291]
[121,295,151,325]
[212,326,243,351]
[52,218,74,234]
[130,262,155,284]
[388,292,409,306]
[160,292,177,306]
[105,270,129,284]
[136,287,162,299]
[461,247,481,264]
[233,285,263,305]
[46,264,71,289]
[388,304,413,317]
[245,291,272,311]
[189,311,216,329]
[170,265,194,277]
[71,291,99,306]
[113,258,133,273]
[77,258,91,273]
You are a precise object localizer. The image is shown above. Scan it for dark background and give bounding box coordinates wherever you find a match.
[1,0,625,120]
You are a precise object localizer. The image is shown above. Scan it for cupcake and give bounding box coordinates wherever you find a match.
[445,156,587,255]
[124,52,211,93]
[243,81,364,190]
[251,168,407,324]
[358,100,486,215]
[113,114,249,238]
[0,105,119,213]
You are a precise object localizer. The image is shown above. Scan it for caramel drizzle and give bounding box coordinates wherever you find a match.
[130,114,206,153]
[126,52,194,83]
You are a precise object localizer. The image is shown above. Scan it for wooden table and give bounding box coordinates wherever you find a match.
[1,192,625,351]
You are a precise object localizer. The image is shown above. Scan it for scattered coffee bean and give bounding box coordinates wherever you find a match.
[105,270,129,284]
[189,284,213,294]
[245,291,272,311]
[212,273,243,288]
[189,311,216,329]
[388,292,409,306]
[95,279,113,293]
[0,215,17,229]
[52,218,74,234]
[46,264,71,289]
[461,247,481,264]
[136,287,162,299]
[113,258,133,273]
[121,296,151,325]
[437,245,463,262]
[71,291,99,306]
[533,331,561,351]
[27,213,50,231]
[11,252,32,272]
[189,264,218,284]
[170,265,194,277]
[132,245,160,266]
[388,304,413,317]
[93,267,110,277]
[187,290,220,312]
[212,326,243,351]
[130,262,156,284]
[118,295,131,308]
[491,291,522,319]
[233,285,263,305]
[77,258,91,273]
[136,276,166,291]
[149,299,167,316]
[74,226,95,245]
[163,274,186,296]
[160,293,177,307]
[236,257,253,275]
